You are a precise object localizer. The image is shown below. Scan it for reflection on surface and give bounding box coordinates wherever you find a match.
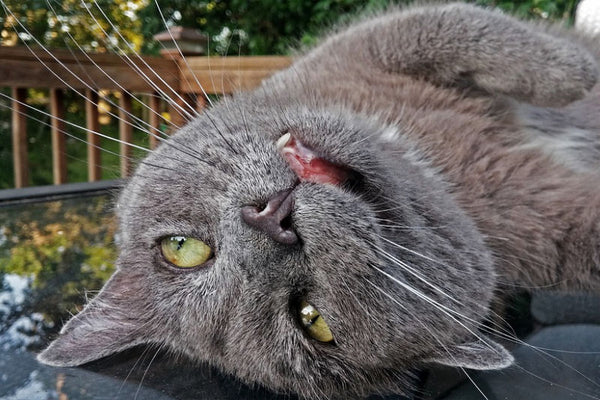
[0,347,175,400]
[0,196,117,351]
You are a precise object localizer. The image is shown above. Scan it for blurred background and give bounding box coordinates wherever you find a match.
[0,0,585,188]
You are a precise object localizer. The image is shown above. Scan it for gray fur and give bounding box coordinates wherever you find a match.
[38,3,600,399]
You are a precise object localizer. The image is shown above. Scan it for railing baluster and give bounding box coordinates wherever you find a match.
[119,91,133,177]
[169,93,196,133]
[149,92,161,149]
[50,88,67,184]
[196,94,207,113]
[1,47,290,189]
[85,90,101,181]
[11,87,28,188]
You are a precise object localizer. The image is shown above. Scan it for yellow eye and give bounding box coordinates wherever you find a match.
[299,300,334,343]
[160,236,212,268]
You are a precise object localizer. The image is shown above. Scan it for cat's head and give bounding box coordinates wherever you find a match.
[38,93,512,398]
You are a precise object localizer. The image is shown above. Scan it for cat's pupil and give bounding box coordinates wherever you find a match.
[176,237,186,251]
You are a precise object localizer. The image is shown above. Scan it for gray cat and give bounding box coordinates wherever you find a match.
[37,3,600,399]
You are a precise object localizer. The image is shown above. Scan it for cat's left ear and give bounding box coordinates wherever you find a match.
[428,336,514,370]
[38,270,156,367]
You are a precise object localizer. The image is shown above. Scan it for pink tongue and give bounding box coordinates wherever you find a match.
[281,136,349,186]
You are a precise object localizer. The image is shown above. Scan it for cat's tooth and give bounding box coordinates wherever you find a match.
[276,132,292,152]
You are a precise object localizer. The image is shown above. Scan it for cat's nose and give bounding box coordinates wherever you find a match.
[241,189,298,245]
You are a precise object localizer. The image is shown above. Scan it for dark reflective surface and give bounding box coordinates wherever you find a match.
[0,196,117,353]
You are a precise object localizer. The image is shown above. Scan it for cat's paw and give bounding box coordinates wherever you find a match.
[469,31,598,107]
[368,3,599,106]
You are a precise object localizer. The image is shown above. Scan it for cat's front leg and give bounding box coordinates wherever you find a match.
[321,3,598,107]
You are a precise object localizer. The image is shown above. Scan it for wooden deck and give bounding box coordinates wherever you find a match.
[0,46,292,188]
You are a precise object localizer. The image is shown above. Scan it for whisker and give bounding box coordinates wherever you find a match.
[371,237,535,341]
[0,2,173,138]
[509,362,600,399]
[369,260,496,351]
[0,91,151,153]
[83,0,196,122]
[0,92,196,172]
[458,366,491,400]
[118,345,153,396]
[365,278,492,400]
[134,343,164,400]
[44,0,173,140]
[0,2,203,173]
[372,238,600,391]
[369,238,513,334]
[152,0,214,109]
[206,36,240,153]
[0,9,219,168]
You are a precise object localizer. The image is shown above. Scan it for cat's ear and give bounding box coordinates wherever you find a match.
[428,336,514,370]
[38,270,155,367]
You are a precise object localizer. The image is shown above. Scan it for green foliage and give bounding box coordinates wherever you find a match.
[1,0,146,52]
[0,197,117,322]
[0,0,581,56]
[139,0,395,55]
[137,0,579,56]
[480,0,578,21]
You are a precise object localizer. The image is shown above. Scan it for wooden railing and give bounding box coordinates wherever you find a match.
[0,46,292,188]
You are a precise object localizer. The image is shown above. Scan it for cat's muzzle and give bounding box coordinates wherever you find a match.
[241,188,298,245]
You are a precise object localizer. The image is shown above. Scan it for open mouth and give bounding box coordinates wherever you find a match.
[276,132,351,186]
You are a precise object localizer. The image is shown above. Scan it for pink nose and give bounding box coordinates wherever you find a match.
[241,188,298,245]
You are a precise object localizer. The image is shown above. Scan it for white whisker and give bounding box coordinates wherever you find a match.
[152,0,214,109]
[134,343,164,400]
[0,91,150,153]
[371,237,600,392]
[365,278,492,399]
[44,0,173,139]
[369,260,496,351]
[0,2,171,137]
[84,0,197,121]
[0,7,221,168]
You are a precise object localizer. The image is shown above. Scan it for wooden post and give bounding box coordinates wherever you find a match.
[11,87,28,188]
[50,88,67,185]
[149,93,161,149]
[196,93,207,113]
[119,91,133,177]
[168,93,196,133]
[85,90,101,181]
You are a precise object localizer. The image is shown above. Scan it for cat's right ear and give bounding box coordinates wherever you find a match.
[427,336,514,371]
[37,270,155,367]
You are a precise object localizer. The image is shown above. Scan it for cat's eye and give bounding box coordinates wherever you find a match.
[160,236,212,268]
[298,300,334,343]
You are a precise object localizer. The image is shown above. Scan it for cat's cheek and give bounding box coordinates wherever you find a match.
[292,184,381,256]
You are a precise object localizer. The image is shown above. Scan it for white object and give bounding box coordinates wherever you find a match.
[576,0,600,36]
